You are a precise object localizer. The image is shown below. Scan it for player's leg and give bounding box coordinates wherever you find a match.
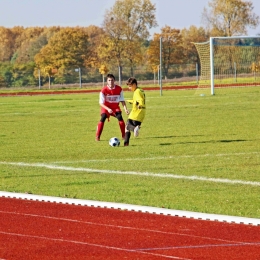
[125,119,141,137]
[124,119,131,146]
[96,113,107,141]
[115,112,126,139]
[124,130,131,146]
[134,125,140,137]
[124,119,141,146]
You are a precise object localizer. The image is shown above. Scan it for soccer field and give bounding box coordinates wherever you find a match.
[0,87,259,218]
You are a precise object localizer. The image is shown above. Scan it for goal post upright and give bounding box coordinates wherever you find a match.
[210,37,214,95]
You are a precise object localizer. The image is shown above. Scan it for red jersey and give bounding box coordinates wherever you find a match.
[99,85,125,115]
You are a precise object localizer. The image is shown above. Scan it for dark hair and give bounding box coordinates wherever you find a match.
[107,74,115,80]
[126,77,137,85]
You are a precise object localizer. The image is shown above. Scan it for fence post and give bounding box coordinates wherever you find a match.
[234,62,237,83]
[38,69,41,89]
[196,63,199,84]
[79,67,82,88]
[160,37,162,96]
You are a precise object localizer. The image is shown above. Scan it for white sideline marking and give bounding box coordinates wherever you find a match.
[0,191,260,226]
[53,151,259,163]
[1,161,260,187]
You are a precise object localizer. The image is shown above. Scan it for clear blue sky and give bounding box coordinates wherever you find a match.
[0,0,259,36]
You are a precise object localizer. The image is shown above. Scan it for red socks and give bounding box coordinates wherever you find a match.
[96,122,104,138]
[119,120,126,138]
[96,120,125,139]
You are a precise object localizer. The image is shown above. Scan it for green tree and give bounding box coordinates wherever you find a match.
[0,62,36,87]
[12,27,44,63]
[202,0,259,36]
[11,62,37,87]
[16,27,60,64]
[0,63,12,87]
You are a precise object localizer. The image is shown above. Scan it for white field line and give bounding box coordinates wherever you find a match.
[1,161,260,187]
[53,152,259,164]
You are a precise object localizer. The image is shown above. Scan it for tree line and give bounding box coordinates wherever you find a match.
[0,0,259,88]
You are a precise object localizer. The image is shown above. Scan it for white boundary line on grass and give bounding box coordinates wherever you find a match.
[1,161,260,226]
[53,151,259,164]
[1,161,260,187]
[0,191,259,226]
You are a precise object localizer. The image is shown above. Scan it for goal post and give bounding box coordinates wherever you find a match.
[194,36,260,95]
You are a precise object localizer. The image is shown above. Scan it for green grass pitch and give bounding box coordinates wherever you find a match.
[0,87,259,218]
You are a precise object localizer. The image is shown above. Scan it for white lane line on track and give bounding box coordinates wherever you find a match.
[0,231,189,260]
[0,210,246,245]
[1,161,260,187]
[135,242,260,251]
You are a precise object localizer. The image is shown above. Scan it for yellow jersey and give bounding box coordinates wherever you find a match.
[127,87,146,122]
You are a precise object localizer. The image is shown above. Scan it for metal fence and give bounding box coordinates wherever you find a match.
[0,63,199,89]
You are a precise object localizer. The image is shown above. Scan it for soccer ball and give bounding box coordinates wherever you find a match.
[109,137,120,147]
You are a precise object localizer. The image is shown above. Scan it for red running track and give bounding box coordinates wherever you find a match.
[0,197,260,260]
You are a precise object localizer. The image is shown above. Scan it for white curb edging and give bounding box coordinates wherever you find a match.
[0,191,259,226]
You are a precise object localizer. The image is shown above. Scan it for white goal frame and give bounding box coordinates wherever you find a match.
[209,36,260,95]
[193,35,260,95]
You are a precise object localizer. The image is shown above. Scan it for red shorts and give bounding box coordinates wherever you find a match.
[101,107,121,120]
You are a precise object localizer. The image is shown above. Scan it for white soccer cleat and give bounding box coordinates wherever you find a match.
[134,126,140,137]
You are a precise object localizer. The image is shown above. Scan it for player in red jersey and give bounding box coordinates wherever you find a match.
[95,74,129,141]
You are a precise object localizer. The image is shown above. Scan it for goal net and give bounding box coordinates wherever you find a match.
[193,36,260,95]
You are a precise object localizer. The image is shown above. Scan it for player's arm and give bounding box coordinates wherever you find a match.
[135,91,145,109]
[120,100,129,115]
[119,91,129,114]
[126,99,133,104]
[99,92,113,114]
[99,103,113,114]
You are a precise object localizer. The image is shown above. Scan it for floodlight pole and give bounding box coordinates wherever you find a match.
[158,65,160,85]
[160,37,162,96]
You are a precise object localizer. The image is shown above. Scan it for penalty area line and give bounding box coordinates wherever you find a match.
[1,161,260,187]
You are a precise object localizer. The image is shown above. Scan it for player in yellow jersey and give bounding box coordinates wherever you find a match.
[124,77,146,146]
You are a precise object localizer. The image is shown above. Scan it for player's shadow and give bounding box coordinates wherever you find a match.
[175,139,248,145]
[160,143,172,146]
[158,138,248,146]
[151,135,204,139]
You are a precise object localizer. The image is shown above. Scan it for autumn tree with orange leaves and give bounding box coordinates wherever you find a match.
[147,26,183,78]
[34,27,89,77]
[99,0,157,84]
[202,0,259,36]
